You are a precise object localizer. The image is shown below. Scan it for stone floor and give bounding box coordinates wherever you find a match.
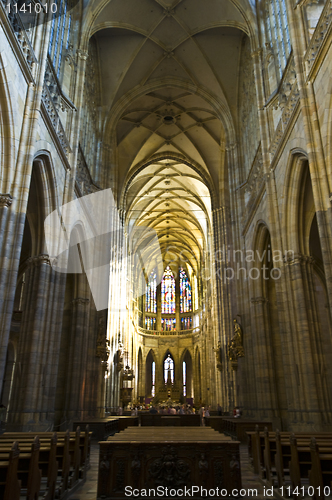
[68,443,99,500]
[68,442,277,500]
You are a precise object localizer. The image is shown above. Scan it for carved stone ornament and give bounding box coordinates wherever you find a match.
[72,297,90,306]
[0,193,13,208]
[96,316,110,364]
[148,445,190,487]
[27,254,51,267]
[228,319,245,364]
[198,453,209,486]
[213,342,223,371]
[131,454,141,479]
[116,348,124,372]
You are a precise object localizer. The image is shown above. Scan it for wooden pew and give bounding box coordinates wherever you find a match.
[2,426,88,486]
[309,438,332,499]
[274,429,290,488]
[248,428,332,495]
[247,429,332,477]
[0,432,69,499]
[0,436,42,500]
[0,427,91,499]
[0,441,21,500]
[222,418,272,443]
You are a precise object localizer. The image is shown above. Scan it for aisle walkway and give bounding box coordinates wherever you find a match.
[68,442,277,500]
[68,443,99,500]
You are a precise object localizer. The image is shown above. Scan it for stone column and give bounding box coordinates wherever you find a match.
[7,254,65,430]
[284,254,331,428]
[64,297,90,423]
[249,296,279,422]
[212,206,233,411]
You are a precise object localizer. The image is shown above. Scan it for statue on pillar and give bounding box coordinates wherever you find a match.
[228,319,244,362]
[213,341,223,371]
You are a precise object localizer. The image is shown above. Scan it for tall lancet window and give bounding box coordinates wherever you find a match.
[48,0,72,77]
[164,354,174,384]
[180,268,192,313]
[183,361,187,396]
[161,266,175,314]
[151,362,156,397]
[146,270,157,313]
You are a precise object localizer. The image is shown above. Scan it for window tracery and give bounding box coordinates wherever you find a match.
[161,318,176,331]
[146,270,157,313]
[161,266,175,314]
[145,317,156,330]
[180,268,192,313]
[183,361,186,396]
[152,361,155,397]
[48,0,72,77]
[164,354,174,384]
[181,317,192,330]
[266,0,291,78]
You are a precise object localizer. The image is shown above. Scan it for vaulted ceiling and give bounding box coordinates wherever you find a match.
[125,158,211,277]
[84,0,255,275]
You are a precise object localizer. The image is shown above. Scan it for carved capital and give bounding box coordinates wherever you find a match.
[0,193,13,208]
[250,296,268,304]
[251,48,263,59]
[72,297,90,306]
[225,142,237,152]
[76,49,89,60]
[283,253,314,266]
[27,254,51,267]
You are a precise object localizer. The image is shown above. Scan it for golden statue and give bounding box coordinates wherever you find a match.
[228,319,244,361]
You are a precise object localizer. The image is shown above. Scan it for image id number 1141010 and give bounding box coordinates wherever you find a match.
[279,486,330,497]
[6,2,57,14]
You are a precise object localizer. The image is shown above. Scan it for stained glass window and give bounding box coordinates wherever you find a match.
[152,362,155,397]
[146,270,157,313]
[180,268,192,313]
[145,317,156,331]
[183,361,186,396]
[164,354,174,384]
[161,266,175,314]
[267,0,291,78]
[48,0,72,77]
[181,317,192,330]
[161,318,176,331]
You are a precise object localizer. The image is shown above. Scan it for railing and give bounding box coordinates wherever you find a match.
[269,56,300,158]
[41,83,71,156]
[305,0,332,75]
[137,326,200,336]
[244,144,263,208]
[76,145,100,195]
[1,0,37,73]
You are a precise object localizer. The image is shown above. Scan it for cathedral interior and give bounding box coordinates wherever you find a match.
[1,0,332,443]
